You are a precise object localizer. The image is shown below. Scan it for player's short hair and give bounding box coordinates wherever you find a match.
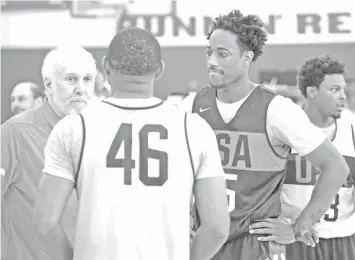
[106,27,162,76]
[41,45,97,81]
[207,10,268,62]
[298,55,345,97]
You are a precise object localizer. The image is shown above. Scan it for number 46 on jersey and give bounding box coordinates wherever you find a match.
[106,123,168,186]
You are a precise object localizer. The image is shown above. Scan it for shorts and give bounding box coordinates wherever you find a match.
[286,234,355,260]
[212,235,286,260]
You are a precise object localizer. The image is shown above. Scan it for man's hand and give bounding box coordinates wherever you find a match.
[296,226,319,247]
[249,218,295,244]
[249,218,319,247]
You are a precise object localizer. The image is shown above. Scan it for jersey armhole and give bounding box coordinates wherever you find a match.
[75,113,86,193]
[191,92,198,113]
[184,113,196,180]
[185,113,201,230]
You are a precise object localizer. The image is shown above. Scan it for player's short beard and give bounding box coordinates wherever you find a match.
[210,82,226,89]
[210,74,243,89]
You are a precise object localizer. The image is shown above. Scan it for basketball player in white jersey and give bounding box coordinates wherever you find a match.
[32,28,230,260]
[280,55,355,259]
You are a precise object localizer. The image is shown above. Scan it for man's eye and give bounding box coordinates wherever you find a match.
[84,76,93,83]
[66,76,76,83]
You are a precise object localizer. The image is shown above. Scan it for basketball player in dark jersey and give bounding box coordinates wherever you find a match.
[180,10,349,260]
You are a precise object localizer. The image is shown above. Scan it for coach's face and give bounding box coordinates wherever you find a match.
[206,29,251,89]
[50,61,96,116]
[315,74,347,119]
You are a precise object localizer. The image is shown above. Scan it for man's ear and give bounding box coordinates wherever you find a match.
[243,51,254,66]
[102,56,111,77]
[155,60,165,80]
[44,78,51,89]
[306,86,318,99]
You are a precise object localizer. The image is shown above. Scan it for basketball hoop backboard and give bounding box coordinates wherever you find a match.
[70,0,133,18]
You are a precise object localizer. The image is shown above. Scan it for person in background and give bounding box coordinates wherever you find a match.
[187,80,200,95]
[281,55,355,260]
[10,82,45,115]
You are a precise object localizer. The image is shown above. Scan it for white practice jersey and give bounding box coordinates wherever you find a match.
[281,114,355,238]
[47,98,225,260]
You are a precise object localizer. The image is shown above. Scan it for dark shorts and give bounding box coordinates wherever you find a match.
[212,235,286,260]
[286,234,355,260]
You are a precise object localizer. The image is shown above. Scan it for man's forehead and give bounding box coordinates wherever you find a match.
[11,84,32,96]
[208,29,238,50]
[57,62,97,76]
[322,74,346,86]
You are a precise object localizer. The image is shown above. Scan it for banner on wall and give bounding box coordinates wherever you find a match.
[1,0,354,47]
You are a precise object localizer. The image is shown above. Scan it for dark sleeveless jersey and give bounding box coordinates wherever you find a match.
[192,86,289,239]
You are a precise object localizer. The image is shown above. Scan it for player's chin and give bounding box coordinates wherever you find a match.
[209,74,224,88]
[210,84,225,89]
[332,112,342,119]
[209,79,225,89]
[331,109,342,119]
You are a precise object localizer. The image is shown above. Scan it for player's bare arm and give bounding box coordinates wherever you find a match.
[191,177,230,260]
[189,114,230,260]
[279,199,320,246]
[33,174,75,260]
[249,97,348,246]
[251,140,348,245]
[292,139,349,235]
[32,115,79,260]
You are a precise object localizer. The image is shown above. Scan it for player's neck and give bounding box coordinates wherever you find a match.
[216,77,255,104]
[304,103,335,128]
[110,76,154,99]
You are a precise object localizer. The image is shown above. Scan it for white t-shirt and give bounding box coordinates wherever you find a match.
[180,92,326,157]
[281,115,355,238]
[43,97,225,260]
[342,109,355,124]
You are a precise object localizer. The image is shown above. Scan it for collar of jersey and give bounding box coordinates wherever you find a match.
[103,97,163,108]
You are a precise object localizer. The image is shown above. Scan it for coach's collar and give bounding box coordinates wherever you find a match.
[39,99,61,128]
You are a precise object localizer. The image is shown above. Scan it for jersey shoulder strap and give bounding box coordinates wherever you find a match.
[184,112,196,180]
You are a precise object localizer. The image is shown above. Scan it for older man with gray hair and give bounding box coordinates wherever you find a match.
[1,45,97,260]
